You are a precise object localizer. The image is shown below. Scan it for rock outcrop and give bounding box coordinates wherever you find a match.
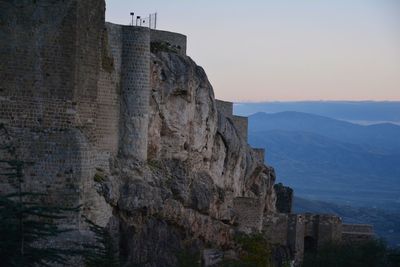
[99,48,277,266]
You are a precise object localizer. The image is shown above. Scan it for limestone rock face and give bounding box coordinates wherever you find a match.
[105,49,277,266]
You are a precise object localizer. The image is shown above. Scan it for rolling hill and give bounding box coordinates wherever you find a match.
[247,111,400,210]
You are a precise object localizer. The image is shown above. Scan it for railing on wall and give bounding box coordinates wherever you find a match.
[130,12,157,29]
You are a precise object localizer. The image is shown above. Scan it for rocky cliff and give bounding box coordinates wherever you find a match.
[100,45,277,267]
[0,1,277,266]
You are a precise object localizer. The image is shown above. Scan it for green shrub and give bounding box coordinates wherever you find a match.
[220,234,273,267]
[177,249,201,267]
[151,41,179,53]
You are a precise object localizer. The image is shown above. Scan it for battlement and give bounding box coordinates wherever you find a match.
[342,224,374,234]
[215,100,248,142]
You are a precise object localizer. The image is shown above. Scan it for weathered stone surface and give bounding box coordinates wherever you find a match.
[0,1,376,266]
[102,48,278,266]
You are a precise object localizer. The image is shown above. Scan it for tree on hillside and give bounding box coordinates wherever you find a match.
[0,124,79,266]
[82,217,120,267]
[0,124,121,266]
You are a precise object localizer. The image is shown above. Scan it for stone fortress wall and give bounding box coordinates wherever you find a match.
[0,1,190,226]
[233,197,265,234]
[215,99,265,163]
[120,25,151,160]
[231,115,248,142]
[0,1,376,265]
[215,100,233,119]
[0,0,111,225]
[342,224,375,243]
[262,195,375,266]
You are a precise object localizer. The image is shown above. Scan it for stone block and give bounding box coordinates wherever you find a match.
[231,115,248,142]
[233,197,264,234]
[215,99,233,119]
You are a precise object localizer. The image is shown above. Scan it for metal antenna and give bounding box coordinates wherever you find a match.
[130,12,134,26]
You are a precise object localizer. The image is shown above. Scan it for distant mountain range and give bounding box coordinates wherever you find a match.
[247,111,400,210]
[235,101,400,125]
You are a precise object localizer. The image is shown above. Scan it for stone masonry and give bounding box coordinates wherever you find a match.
[0,1,376,266]
[120,25,151,160]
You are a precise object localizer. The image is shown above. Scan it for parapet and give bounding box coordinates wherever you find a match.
[342,224,374,234]
[215,99,233,118]
[150,29,187,55]
[233,197,264,234]
[342,224,374,243]
[232,115,248,142]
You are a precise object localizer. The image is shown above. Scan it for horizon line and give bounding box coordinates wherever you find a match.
[232,100,400,104]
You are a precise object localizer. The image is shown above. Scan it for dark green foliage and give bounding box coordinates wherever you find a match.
[0,124,80,266]
[0,124,121,266]
[176,249,201,267]
[220,234,273,267]
[0,160,79,266]
[302,239,400,267]
[83,218,120,267]
[151,41,179,53]
[0,192,80,266]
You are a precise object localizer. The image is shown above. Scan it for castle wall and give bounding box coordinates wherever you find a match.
[150,29,187,55]
[120,26,151,160]
[233,197,264,234]
[342,224,374,233]
[0,0,113,228]
[0,1,77,128]
[316,215,342,246]
[287,214,305,264]
[232,115,248,142]
[342,224,374,243]
[73,0,105,145]
[215,99,233,119]
[263,213,289,246]
[95,24,122,167]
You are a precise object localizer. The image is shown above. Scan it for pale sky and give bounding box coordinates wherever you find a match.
[106,0,400,102]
